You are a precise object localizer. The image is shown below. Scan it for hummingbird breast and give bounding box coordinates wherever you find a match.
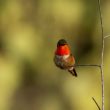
[54,54,75,69]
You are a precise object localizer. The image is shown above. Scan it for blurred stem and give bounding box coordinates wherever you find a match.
[104,35,110,39]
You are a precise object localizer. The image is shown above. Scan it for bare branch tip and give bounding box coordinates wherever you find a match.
[92,97,101,110]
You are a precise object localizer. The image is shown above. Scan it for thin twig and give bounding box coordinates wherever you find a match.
[98,0,105,110]
[92,97,101,110]
[75,64,101,68]
[104,35,110,39]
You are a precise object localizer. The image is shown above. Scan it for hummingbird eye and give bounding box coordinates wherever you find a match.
[57,39,67,47]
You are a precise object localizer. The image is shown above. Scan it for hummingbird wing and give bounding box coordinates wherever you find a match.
[63,54,77,77]
[62,54,75,68]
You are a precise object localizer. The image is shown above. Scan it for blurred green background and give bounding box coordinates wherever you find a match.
[0,0,110,110]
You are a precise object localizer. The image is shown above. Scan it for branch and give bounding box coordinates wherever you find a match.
[104,35,110,39]
[92,97,101,110]
[98,0,105,110]
[76,1,105,109]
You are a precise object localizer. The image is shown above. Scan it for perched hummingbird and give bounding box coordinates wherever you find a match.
[54,39,77,77]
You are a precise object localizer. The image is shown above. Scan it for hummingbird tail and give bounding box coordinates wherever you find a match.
[68,68,77,77]
[73,68,77,77]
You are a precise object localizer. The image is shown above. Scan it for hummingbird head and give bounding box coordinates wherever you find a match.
[57,39,67,47]
[55,39,70,56]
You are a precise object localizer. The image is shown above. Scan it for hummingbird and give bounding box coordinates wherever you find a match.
[54,39,77,77]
